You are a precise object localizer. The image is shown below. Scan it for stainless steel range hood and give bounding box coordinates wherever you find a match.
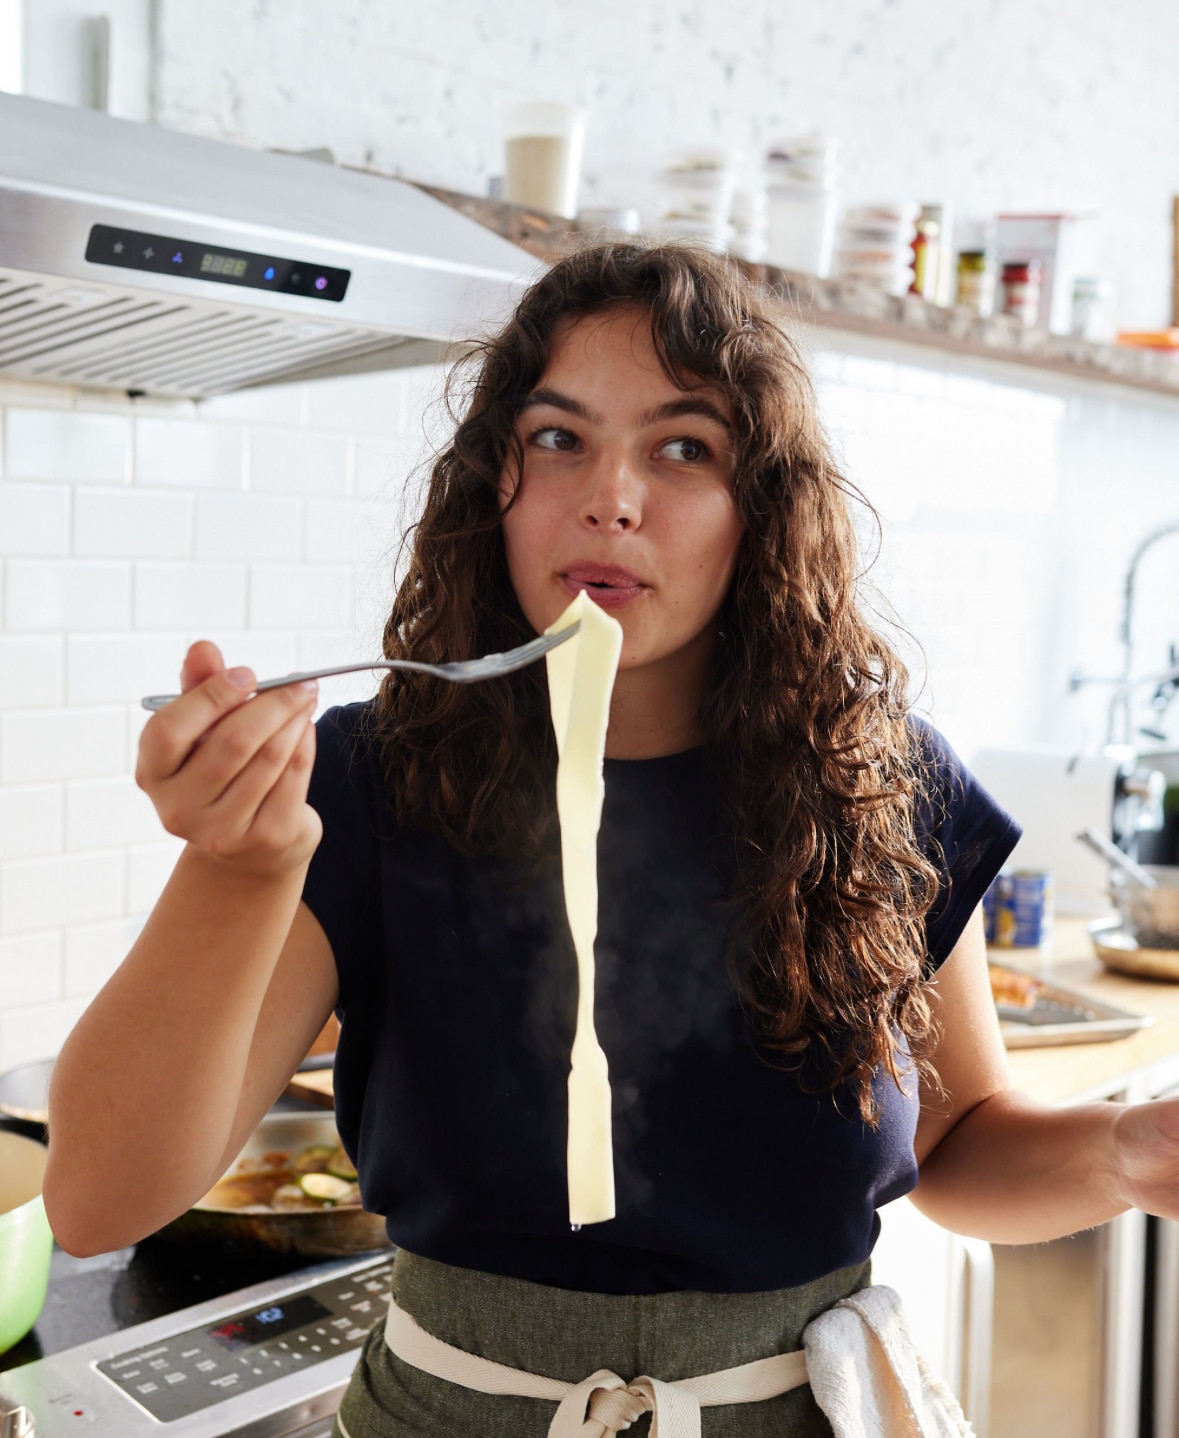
[0,93,540,398]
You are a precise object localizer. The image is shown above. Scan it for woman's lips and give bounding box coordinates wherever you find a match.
[560,563,646,609]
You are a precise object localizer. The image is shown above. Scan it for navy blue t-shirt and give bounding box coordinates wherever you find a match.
[301,702,1019,1295]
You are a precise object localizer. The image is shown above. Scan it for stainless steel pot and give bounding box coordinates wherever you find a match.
[1111,866,1179,949]
[154,1111,390,1259]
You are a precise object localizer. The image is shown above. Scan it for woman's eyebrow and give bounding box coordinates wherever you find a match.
[637,397,734,435]
[519,388,602,423]
[520,388,734,435]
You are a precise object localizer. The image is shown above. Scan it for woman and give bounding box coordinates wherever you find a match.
[43,244,1179,1436]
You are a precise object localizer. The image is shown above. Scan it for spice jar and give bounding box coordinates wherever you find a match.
[1070,276,1111,342]
[1000,259,1042,327]
[955,249,996,317]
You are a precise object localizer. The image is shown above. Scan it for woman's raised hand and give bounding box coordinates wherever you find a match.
[135,639,322,879]
[1111,1096,1179,1222]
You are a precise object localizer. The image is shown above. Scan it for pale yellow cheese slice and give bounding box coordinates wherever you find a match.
[545,592,623,1226]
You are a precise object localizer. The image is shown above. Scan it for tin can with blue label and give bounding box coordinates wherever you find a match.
[1007,870,1054,948]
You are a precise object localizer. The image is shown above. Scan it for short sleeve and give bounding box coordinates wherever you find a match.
[909,716,1022,973]
[301,702,383,1010]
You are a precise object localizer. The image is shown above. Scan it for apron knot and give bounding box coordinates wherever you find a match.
[549,1369,703,1437]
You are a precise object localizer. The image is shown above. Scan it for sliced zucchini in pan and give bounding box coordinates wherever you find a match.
[326,1146,358,1180]
[299,1172,355,1204]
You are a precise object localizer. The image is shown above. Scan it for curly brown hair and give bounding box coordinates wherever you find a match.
[372,240,940,1123]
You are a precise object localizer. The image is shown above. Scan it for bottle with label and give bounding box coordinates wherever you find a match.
[955,249,997,316]
[1000,260,1043,327]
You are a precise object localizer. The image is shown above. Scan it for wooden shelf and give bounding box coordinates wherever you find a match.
[411,180,1179,403]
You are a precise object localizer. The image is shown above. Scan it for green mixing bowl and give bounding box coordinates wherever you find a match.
[0,1130,53,1353]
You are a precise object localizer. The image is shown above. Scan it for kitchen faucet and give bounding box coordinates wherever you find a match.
[1070,521,1179,748]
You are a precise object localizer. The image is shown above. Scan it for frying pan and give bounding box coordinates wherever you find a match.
[155,1111,390,1258]
[0,1061,388,1258]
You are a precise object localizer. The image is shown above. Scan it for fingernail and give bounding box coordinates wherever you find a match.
[300,679,318,694]
[227,667,255,690]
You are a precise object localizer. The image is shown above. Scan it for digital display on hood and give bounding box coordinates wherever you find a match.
[85,224,350,301]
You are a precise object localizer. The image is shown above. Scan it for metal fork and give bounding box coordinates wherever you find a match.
[140,624,580,711]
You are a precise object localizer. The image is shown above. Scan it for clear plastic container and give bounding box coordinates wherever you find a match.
[765,182,838,276]
[656,149,739,226]
[503,102,588,218]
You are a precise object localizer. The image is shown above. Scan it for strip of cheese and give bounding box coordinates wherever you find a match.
[545,591,623,1226]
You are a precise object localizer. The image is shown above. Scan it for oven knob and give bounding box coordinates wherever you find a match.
[0,1398,33,1438]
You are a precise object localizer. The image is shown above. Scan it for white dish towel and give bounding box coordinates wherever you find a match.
[804,1285,975,1438]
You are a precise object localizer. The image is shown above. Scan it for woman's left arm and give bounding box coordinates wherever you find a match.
[911,905,1179,1242]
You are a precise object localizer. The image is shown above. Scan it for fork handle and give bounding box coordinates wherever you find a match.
[140,661,392,711]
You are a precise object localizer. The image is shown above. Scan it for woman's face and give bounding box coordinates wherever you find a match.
[499,308,744,678]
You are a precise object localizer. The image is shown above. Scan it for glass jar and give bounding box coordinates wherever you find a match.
[955,249,997,316]
[1000,260,1043,327]
[1070,276,1111,342]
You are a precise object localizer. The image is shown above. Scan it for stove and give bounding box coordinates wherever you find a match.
[0,1240,393,1437]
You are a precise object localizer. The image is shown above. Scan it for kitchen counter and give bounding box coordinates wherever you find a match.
[1001,916,1179,1104]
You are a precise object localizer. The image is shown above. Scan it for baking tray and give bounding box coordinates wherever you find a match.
[989,957,1153,1048]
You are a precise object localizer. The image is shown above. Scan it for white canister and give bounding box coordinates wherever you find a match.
[766,182,838,277]
[503,102,588,219]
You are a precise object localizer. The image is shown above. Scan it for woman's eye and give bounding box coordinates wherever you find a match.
[529,426,579,452]
[660,436,711,463]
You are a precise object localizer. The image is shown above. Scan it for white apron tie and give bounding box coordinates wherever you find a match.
[383,1296,809,1437]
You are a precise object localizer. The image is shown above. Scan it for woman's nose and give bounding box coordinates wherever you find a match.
[579,456,641,532]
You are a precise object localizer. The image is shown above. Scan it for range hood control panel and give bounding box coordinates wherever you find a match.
[85,224,351,302]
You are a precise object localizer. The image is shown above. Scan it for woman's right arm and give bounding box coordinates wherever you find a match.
[43,641,339,1256]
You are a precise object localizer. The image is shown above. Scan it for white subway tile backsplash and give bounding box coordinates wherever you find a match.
[304,371,404,434]
[0,484,70,555]
[184,630,299,679]
[6,409,129,484]
[133,562,248,630]
[66,777,163,850]
[73,488,193,558]
[195,492,301,560]
[4,559,132,630]
[354,433,418,497]
[303,497,368,563]
[250,428,349,495]
[0,931,62,1008]
[0,850,125,934]
[0,708,125,784]
[0,996,91,1067]
[64,916,143,996]
[66,633,184,706]
[135,417,244,490]
[0,636,63,707]
[197,381,307,427]
[127,839,183,914]
[249,564,352,629]
[0,786,62,860]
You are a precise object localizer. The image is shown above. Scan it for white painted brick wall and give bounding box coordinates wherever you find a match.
[1,341,1178,1067]
[153,0,1179,329]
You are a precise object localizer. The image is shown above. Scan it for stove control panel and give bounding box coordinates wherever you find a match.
[95,1261,393,1423]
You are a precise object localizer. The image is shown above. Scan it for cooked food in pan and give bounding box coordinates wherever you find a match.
[201,1142,360,1214]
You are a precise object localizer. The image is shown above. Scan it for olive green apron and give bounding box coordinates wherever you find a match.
[332,1249,869,1437]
